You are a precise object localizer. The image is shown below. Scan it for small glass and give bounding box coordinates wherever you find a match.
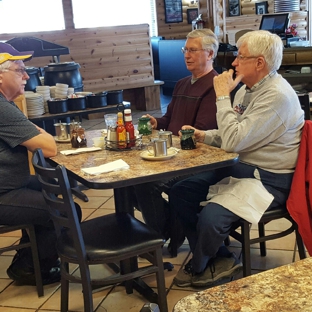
[180,129,196,150]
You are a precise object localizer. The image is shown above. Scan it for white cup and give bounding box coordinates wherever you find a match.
[92,136,104,148]
[147,139,167,157]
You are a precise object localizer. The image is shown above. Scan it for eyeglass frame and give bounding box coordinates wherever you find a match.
[1,67,28,75]
[181,47,209,54]
[233,51,259,61]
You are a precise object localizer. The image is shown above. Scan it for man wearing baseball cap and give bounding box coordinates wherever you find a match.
[0,42,62,286]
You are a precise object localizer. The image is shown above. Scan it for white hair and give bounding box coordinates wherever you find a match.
[236,30,283,71]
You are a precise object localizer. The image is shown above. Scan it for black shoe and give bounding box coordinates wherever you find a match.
[7,264,61,286]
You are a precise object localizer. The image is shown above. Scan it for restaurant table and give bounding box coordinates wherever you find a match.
[47,129,239,304]
[173,257,312,312]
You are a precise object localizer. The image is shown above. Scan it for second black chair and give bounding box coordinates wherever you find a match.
[229,205,306,277]
[32,149,168,312]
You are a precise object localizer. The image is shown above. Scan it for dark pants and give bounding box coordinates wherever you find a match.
[132,175,191,240]
[169,162,293,273]
[0,176,59,271]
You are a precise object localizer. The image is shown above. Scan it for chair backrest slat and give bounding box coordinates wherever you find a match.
[298,93,310,121]
[32,149,87,260]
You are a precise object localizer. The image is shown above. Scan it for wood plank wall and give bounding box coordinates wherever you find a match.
[0,24,154,93]
[156,0,199,39]
[224,0,308,43]
[158,0,309,43]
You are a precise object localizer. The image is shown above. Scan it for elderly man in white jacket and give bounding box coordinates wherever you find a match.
[170,30,304,288]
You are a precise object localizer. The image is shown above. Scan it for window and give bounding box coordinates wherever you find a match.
[0,0,65,33]
[71,0,158,36]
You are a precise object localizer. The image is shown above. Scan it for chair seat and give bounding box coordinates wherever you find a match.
[259,205,289,221]
[57,213,165,262]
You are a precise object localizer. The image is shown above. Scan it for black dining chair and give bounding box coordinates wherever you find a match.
[228,98,310,276]
[298,93,310,121]
[229,206,306,276]
[0,224,44,297]
[32,148,168,312]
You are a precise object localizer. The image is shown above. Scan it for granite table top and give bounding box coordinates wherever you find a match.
[173,257,312,312]
[49,130,239,189]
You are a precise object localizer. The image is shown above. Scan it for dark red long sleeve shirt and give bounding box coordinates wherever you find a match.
[156,70,218,135]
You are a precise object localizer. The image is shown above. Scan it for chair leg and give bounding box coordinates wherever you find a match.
[26,226,44,297]
[79,262,94,312]
[61,262,70,312]
[154,248,168,312]
[295,228,307,259]
[241,221,252,277]
[120,259,134,294]
[258,222,267,256]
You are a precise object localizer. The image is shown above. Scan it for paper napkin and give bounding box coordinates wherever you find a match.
[60,147,102,156]
[81,159,130,175]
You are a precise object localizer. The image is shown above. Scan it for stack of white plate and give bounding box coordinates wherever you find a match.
[25,92,45,117]
[55,83,68,99]
[68,87,74,97]
[50,86,56,98]
[36,86,51,113]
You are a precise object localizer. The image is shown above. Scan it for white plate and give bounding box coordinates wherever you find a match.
[54,135,71,143]
[140,149,177,161]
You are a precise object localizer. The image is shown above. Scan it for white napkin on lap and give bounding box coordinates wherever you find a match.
[60,147,102,156]
[81,159,129,175]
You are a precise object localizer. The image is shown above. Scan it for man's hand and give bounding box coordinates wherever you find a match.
[144,114,157,129]
[180,125,205,143]
[213,69,244,98]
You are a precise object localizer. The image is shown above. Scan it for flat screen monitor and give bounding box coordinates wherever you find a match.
[259,13,289,35]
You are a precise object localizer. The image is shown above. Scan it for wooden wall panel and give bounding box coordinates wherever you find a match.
[157,0,308,43]
[0,24,154,93]
[157,0,199,39]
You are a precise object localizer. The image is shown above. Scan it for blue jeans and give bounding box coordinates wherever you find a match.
[169,162,293,273]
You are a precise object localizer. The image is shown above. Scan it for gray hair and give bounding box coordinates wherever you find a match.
[0,60,13,72]
[187,29,219,59]
[236,30,283,72]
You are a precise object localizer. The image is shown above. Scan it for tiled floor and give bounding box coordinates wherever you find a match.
[0,91,309,311]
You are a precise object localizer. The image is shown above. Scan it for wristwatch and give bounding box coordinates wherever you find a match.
[216,95,230,101]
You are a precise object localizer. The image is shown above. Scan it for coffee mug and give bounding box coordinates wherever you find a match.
[158,130,172,148]
[147,139,167,157]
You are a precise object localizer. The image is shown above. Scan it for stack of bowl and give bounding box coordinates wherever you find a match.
[55,83,68,99]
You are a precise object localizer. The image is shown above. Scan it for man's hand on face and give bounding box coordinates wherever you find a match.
[213,69,244,97]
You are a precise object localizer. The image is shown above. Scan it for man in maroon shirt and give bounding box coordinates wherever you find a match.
[133,29,219,253]
[146,29,218,135]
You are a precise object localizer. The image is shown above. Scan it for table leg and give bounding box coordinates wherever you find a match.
[114,186,161,304]
[114,187,134,215]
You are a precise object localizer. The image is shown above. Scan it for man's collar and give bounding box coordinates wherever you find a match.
[246,71,277,92]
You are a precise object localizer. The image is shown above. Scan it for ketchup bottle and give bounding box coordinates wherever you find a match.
[124,108,135,147]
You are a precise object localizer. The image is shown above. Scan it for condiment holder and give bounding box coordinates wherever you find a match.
[104,135,143,151]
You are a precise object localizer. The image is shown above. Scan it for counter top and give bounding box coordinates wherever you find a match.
[173,257,312,312]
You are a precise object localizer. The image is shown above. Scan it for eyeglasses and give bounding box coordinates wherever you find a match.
[233,51,258,61]
[3,67,28,75]
[181,47,208,54]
